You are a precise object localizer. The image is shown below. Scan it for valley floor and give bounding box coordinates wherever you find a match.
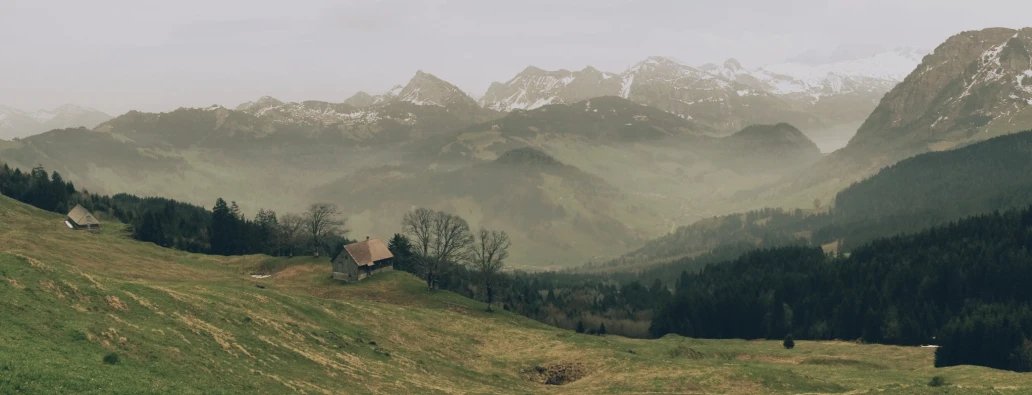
[0,195,1028,394]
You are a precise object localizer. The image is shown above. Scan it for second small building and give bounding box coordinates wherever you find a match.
[331,237,394,282]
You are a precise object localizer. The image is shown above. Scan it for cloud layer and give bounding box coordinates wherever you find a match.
[2,0,1029,114]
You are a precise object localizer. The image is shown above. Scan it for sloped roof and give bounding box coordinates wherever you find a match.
[343,238,393,266]
[67,204,100,226]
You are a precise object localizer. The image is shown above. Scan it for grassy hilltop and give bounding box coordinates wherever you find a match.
[0,194,1028,394]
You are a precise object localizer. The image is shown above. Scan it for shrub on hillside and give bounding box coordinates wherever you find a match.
[103,352,120,365]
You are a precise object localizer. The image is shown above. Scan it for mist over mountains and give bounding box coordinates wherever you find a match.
[8,0,1032,388]
[1,28,1030,268]
[757,27,1032,209]
[0,104,112,140]
[480,48,925,151]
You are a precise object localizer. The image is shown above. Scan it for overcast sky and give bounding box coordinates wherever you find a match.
[2,0,1030,115]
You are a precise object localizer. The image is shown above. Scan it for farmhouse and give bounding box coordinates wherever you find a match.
[331,237,394,282]
[66,204,101,231]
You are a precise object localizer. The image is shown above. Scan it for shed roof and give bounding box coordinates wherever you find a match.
[342,238,393,266]
[67,204,100,226]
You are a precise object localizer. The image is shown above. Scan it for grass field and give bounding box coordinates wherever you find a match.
[0,194,1029,394]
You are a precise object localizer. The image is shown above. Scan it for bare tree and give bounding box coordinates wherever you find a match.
[403,208,435,260]
[303,203,348,257]
[402,208,473,290]
[467,228,510,311]
[277,213,306,256]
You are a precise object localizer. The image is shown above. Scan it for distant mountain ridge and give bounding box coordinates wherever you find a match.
[703,47,926,99]
[480,49,926,140]
[748,27,1032,210]
[0,104,112,140]
[606,128,1032,272]
[845,28,1032,157]
[229,71,499,139]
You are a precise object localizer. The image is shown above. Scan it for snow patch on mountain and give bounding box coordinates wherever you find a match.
[619,75,634,98]
[480,66,622,112]
[764,48,925,84]
[372,85,404,105]
[700,48,927,101]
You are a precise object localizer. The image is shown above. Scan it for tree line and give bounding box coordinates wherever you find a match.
[0,162,353,257]
[10,160,1032,371]
[386,203,1032,370]
[648,206,1032,372]
[386,207,676,337]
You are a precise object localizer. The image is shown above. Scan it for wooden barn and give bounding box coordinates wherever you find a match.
[66,204,101,231]
[331,237,394,282]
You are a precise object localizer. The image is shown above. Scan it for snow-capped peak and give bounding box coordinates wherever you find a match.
[371,85,404,105]
[479,63,627,112]
[235,96,284,112]
[696,48,931,100]
[700,58,752,82]
[763,48,927,86]
[394,70,478,108]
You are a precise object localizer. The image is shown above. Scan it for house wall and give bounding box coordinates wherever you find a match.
[66,219,100,231]
[331,254,361,282]
[332,257,393,283]
[369,259,394,276]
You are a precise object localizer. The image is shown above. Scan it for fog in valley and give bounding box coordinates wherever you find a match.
[4,1,1032,393]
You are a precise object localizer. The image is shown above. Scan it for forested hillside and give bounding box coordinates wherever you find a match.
[832,130,1032,246]
[650,206,1032,371]
[607,130,1032,269]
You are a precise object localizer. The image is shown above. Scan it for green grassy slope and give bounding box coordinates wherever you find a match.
[0,195,1028,394]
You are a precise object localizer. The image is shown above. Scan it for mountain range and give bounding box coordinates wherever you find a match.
[478,48,925,150]
[2,28,1030,268]
[0,104,112,140]
[756,27,1032,209]
[1,50,921,153]
[0,91,822,266]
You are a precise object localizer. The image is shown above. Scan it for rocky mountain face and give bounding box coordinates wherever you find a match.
[482,57,819,136]
[704,48,925,101]
[0,104,112,140]
[228,71,499,143]
[621,56,824,136]
[703,49,926,142]
[480,51,925,144]
[749,28,1032,211]
[844,28,1032,158]
[479,66,623,111]
[343,91,375,107]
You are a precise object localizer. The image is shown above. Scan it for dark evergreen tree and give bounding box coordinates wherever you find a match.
[387,233,415,272]
[210,198,234,255]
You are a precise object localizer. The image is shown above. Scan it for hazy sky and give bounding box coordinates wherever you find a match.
[2,0,1030,115]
